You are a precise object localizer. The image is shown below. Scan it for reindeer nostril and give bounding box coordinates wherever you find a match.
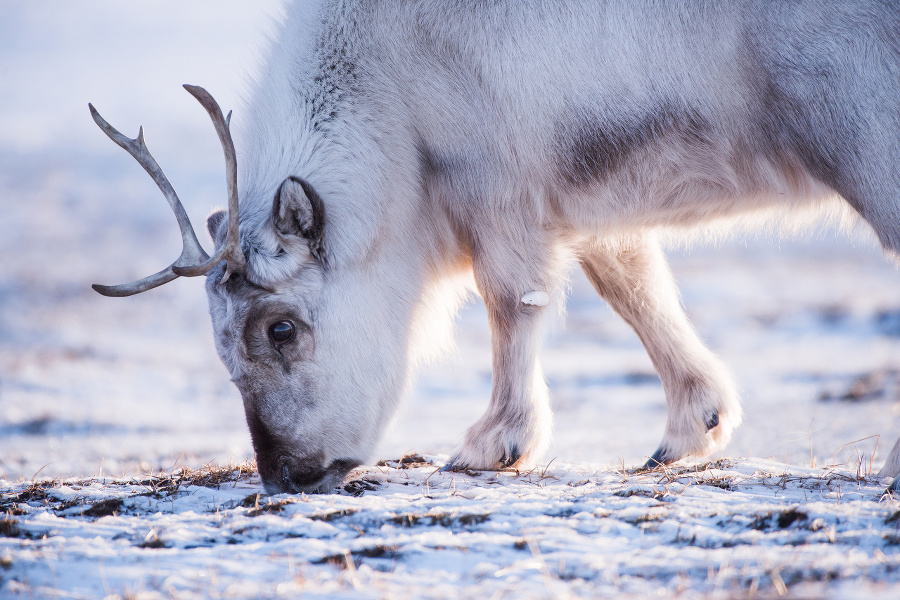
[282,462,291,485]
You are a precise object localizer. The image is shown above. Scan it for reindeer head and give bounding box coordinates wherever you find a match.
[91,87,396,494]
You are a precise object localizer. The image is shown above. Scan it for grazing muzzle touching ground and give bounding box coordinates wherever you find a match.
[262,454,361,495]
[240,392,364,494]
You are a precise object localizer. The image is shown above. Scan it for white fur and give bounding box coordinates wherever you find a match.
[199,0,900,492]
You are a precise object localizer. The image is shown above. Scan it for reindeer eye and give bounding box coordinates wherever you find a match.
[269,321,295,345]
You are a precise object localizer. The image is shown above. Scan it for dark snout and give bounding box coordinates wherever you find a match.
[262,455,361,495]
[244,406,359,494]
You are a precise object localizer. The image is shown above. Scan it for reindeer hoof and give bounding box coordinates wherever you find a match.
[642,447,674,470]
[705,410,720,431]
[441,445,522,472]
[499,446,521,468]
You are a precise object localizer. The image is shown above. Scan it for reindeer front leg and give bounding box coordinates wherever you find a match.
[580,234,742,468]
[443,233,561,471]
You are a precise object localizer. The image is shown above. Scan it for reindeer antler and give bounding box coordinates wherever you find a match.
[90,85,245,297]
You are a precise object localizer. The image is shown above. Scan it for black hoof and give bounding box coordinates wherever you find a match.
[439,462,460,473]
[500,446,521,468]
[642,447,672,470]
[705,411,720,431]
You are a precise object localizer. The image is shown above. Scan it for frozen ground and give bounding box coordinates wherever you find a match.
[2,458,900,599]
[2,2,900,598]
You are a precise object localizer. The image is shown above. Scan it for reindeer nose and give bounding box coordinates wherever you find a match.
[278,456,328,493]
[263,455,361,495]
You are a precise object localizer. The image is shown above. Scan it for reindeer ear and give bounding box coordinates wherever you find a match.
[206,209,227,243]
[273,176,326,260]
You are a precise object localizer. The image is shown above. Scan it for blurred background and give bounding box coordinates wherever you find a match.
[2,1,899,482]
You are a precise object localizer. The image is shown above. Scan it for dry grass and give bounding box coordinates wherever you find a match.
[131,461,257,494]
[0,460,259,518]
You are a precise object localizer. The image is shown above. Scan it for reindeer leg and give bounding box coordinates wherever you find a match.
[443,230,562,471]
[877,436,900,492]
[580,234,741,468]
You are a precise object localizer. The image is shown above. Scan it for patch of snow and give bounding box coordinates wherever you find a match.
[2,459,899,598]
[521,291,550,306]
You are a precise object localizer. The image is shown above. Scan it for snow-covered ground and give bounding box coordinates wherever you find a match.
[2,3,899,598]
[3,458,899,599]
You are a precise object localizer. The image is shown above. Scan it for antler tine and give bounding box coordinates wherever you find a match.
[89,103,212,297]
[174,85,245,282]
[92,266,179,298]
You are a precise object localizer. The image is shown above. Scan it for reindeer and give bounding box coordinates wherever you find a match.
[90,0,900,494]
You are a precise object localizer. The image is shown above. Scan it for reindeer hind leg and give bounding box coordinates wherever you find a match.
[580,234,742,468]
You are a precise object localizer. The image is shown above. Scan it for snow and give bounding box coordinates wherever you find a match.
[1,2,899,598]
[3,460,899,598]
[521,291,550,307]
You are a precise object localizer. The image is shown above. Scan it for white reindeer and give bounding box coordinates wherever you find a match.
[91,0,900,494]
